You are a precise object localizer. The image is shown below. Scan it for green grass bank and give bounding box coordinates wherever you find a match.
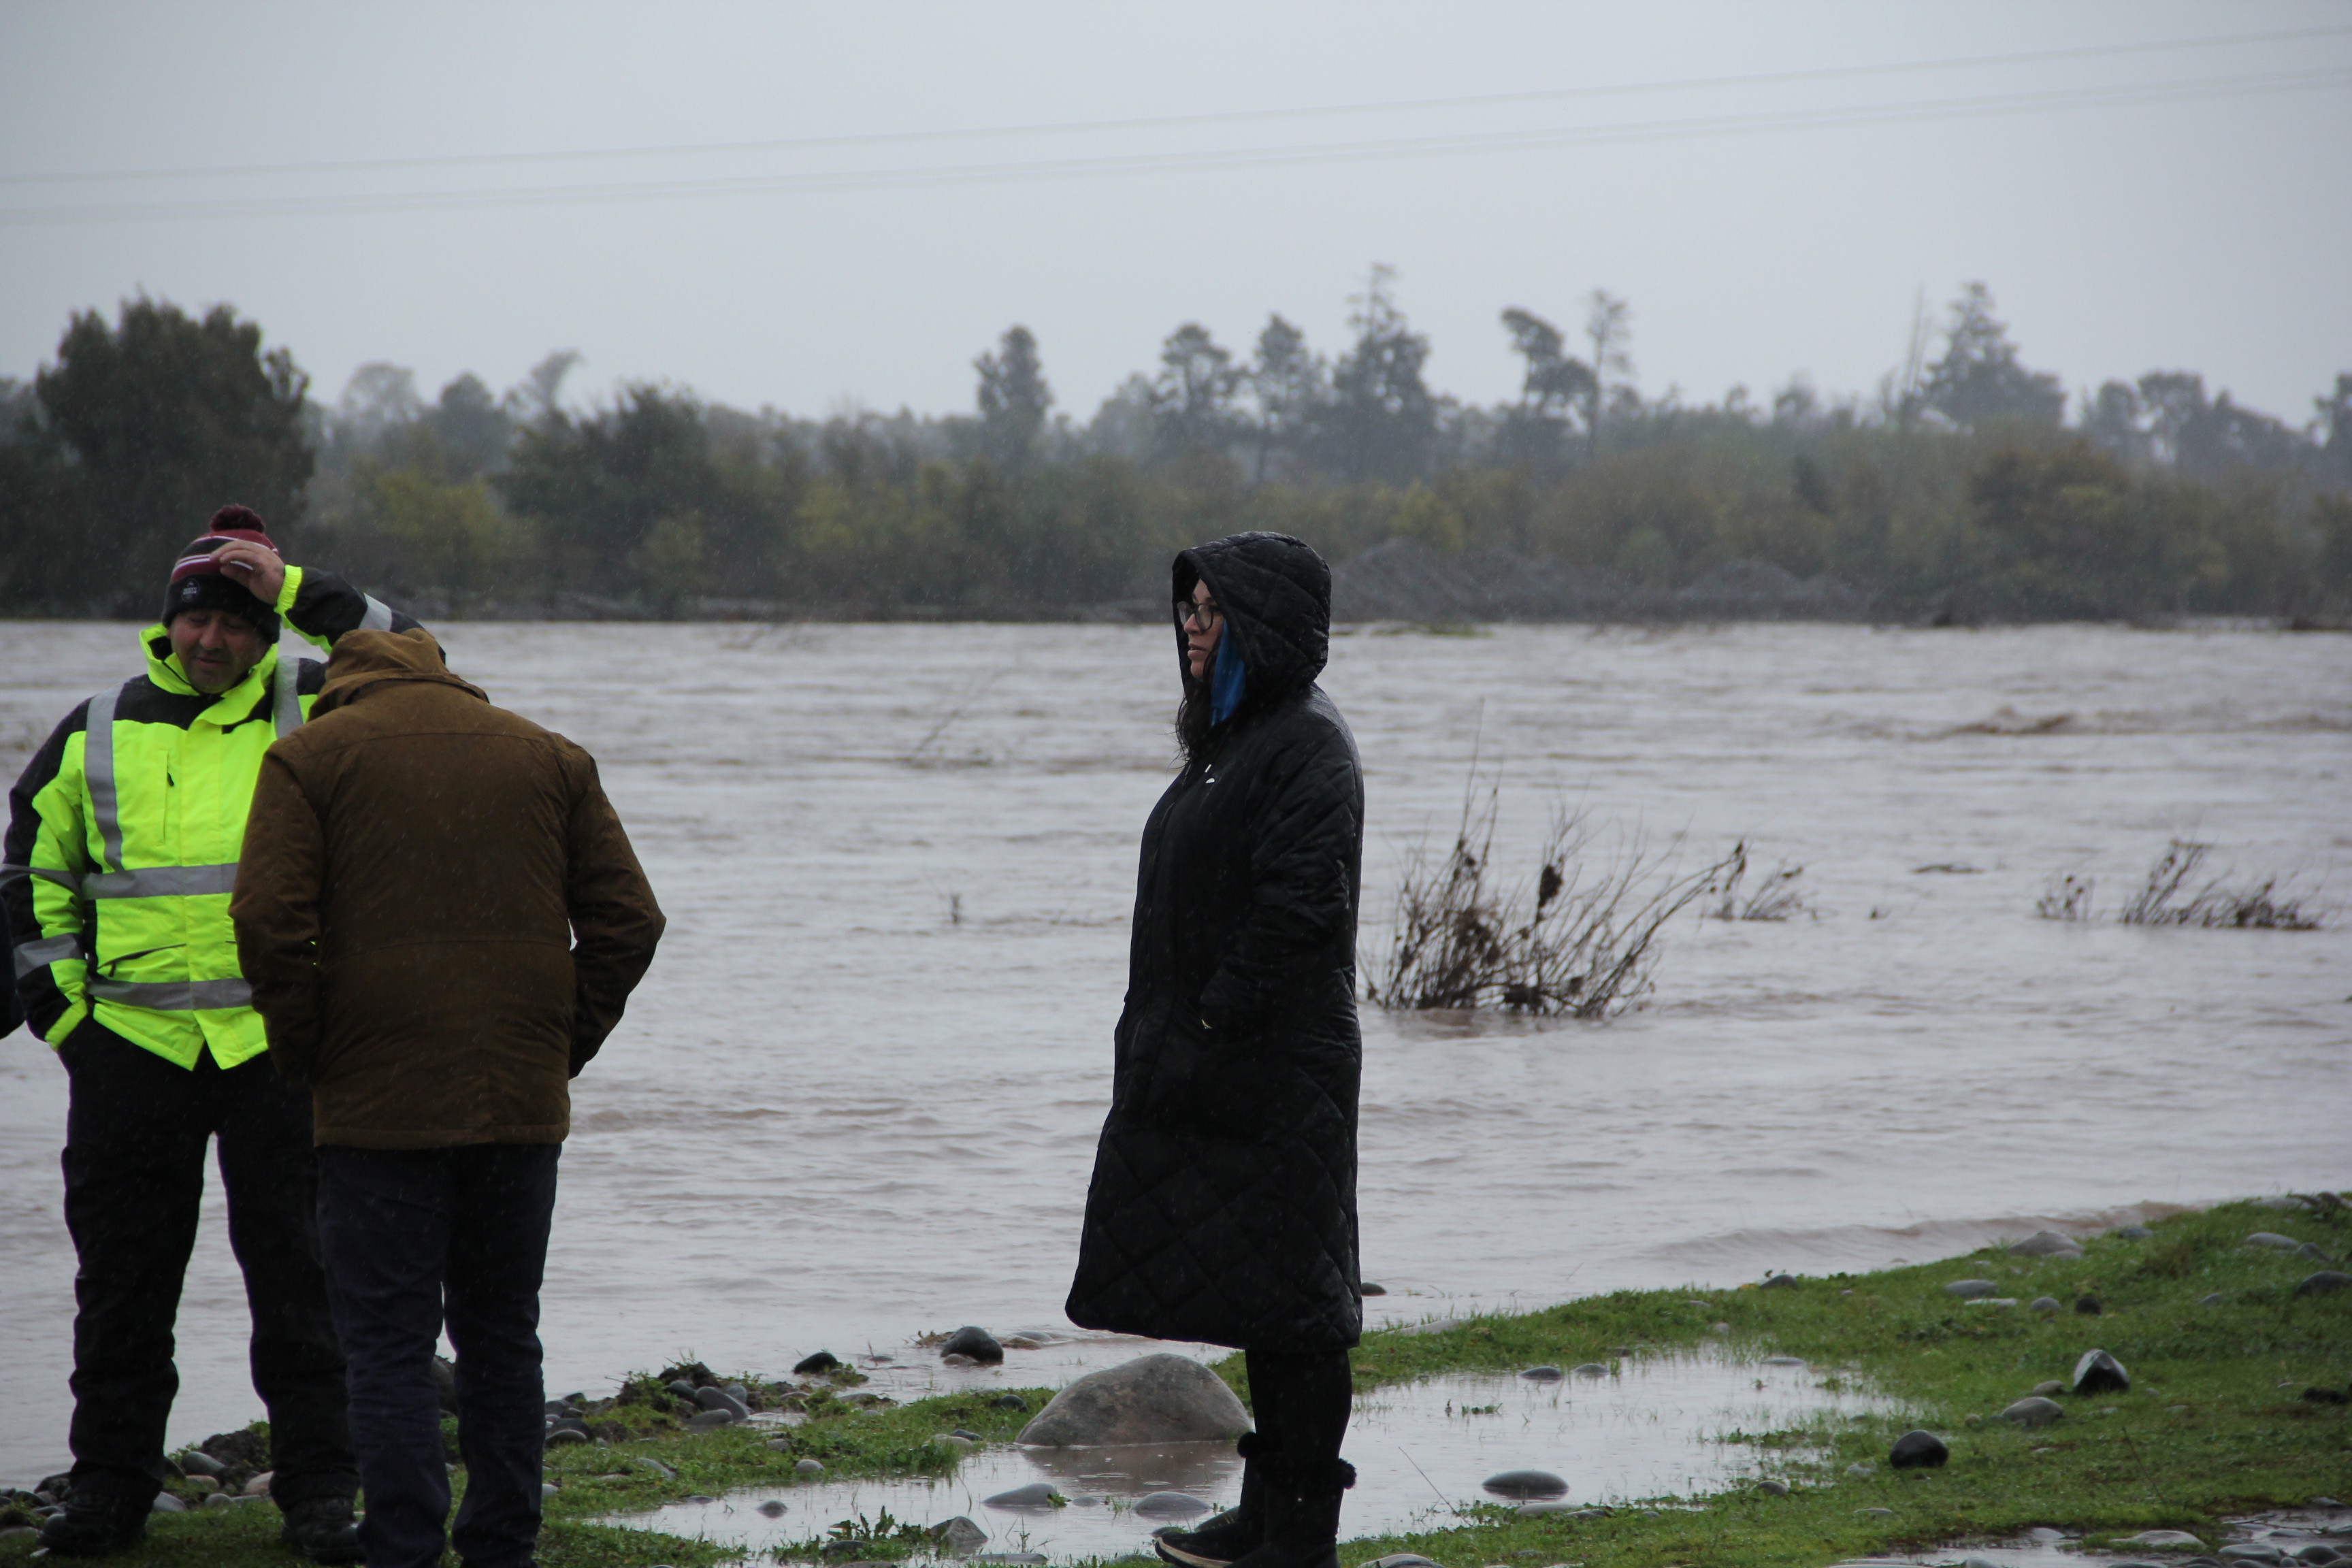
[3,1198,2342,1568]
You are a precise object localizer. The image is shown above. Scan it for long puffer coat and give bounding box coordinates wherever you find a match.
[1065,532,1365,1352]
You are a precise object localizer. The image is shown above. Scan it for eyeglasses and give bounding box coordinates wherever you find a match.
[1175,600,1224,630]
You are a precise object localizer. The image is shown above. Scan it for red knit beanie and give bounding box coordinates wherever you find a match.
[162,505,282,635]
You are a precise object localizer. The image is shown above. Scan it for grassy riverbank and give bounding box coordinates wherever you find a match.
[4,1198,2341,1568]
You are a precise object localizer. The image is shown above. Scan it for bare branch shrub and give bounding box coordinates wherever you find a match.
[2035,872,2096,921]
[2117,839,2323,930]
[1366,773,1735,1019]
[1710,843,1808,921]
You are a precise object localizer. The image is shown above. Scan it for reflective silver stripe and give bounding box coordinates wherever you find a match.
[273,655,303,738]
[81,864,240,899]
[83,685,122,874]
[359,595,395,633]
[86,976,252,1011]
[0,862,81,894]
[14,934,81,977]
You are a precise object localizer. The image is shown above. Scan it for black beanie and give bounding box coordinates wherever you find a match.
[162,506,282,640]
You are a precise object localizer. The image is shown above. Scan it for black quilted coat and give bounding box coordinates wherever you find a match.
[1065,532,1365,1352]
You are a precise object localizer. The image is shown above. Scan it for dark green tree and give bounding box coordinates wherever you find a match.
[1243,314,1324,483]
[1497,306,1595,470]
[1326,265,1437,483]
[497,382,728,598]
[1151,323,1240,459]
[16,297,312,612]
[1920,284,2063,429]
[975,325,1052,474]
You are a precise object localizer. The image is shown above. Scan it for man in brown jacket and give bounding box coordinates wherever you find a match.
[231,627,664,1568]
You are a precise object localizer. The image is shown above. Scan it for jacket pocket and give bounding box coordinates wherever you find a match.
[1137,1009,1283,1139]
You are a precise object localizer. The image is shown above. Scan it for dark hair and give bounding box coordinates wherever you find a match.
[1175,670,1214,764]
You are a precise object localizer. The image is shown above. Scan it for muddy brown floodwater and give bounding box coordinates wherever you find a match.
[2,619,2347,1483]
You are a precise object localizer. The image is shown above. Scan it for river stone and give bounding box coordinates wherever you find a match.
[931,1434,975,1451]
[983,1482,1064,1509]
[2121,1531,2206,1549]
[244,1471,274,1497]
[2029,1296,2061,1313]
[1515,1501,1582,1516]
[2199,1292,2228,1306]
[1364,1557,1445,1568]
[545,1428,589,1446]
[1134,1492,1213,1518]
[202,1492,235,1509]
[2073,1349,2129,1394]
[2296,1548,2343,1564]
[2219,1548,2284,1563]
[2076,1295,2103,1315]
[2030,1380,2067,1397]
[151,1492,187,1513]
[1395,1318,1463,1337]
[1757,1479,1790,1495]
[1569,1362,1610,1377]
[936,1517,989,1555]
[2247,1232,2303,1250]
[2010,1231,2086,1258]
[1483,1470,1569,1499]
[992,1393,1030,1411]
[1944,1279,1999,1298]
[793,1351,843,1375]
[2114,1225,2155,1240]
[684,1409,738,1431]
[1857,1507,1895,1518]
[794,1458,825,1475]
[665,1378,701,1402]
[2296,1243,2332,1261]
[1360,1281,1388,1296]
[2296,1271,2351,1296]
[942,1326,1005,1365]
[1761,1274,1798,1290]
[1016,1354,1250,1447]
[630,1456,676,1480]
[1998,1396,2064,1428]
[178,1450,227,1478]
[1762,1356,1807,1367]
[1520,1366,1565,1381]
[1889,1430,1948,1469]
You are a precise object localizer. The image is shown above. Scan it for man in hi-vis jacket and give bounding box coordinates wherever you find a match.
[2,505,417,1561]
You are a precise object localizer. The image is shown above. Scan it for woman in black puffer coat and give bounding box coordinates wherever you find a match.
[1066,532,1365,1568]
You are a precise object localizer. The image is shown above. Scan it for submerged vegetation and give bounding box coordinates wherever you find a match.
[3,282,2347,621]
[1365,773,1732,1017]
[2038,841,2324,929]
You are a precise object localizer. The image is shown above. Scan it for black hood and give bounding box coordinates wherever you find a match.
[1173,532,1330,701]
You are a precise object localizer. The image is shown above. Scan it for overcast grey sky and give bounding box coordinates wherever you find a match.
[3,1,2347,429]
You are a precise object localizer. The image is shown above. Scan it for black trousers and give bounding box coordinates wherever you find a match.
[1243,1345,1353,1465]
[59,1022,356,1504]
[317,1143,559,1568]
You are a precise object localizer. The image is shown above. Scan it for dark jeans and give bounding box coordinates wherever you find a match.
[59,1022,356,1504]
[317,1143,559,1568]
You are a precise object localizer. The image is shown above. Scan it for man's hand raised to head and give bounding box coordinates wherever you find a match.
[210,539,285,606]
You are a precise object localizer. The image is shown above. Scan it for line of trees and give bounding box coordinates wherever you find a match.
[3,276,2347,621]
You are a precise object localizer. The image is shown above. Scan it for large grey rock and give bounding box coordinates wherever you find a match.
[2294,1272,2350,1296]
[2247,1232,2304,1250]
[1016,1355,1249,1448]
[696,1387,749,1418]
[1482,1469,1568,1499]
[942,1326,1004,1365]
[1997,1396,2064,1428]
[1133,1492,1213,1518]
[934,1516,989,1555]
[983,1483,1064,1509]
[1944,1280,2000,1298]
[1889,1431,1948,1469]
[684,1409,739,1431]
[2072,1349,2129,1394]
[152,1492,188,1513]
[2009,1231,2085,1258]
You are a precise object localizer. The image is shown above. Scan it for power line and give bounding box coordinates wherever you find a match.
[1,23,2346,190]
[3,65,2345,229]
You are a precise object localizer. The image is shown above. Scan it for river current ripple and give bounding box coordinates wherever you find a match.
[1,619,2346,1480]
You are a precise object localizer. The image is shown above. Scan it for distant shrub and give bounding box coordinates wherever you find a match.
[1710,843,1808,921]
[2036,872,2096,921]
[2119,840,2323,930]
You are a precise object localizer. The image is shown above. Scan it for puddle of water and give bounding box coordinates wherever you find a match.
[1829,1505,2352,1568]
[606,1351,1899,1562]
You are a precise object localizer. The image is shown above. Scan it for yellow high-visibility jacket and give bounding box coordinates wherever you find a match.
[3,568,414,1068]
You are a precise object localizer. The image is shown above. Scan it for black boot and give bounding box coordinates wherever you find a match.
[279,1495,365,1564]
[36,1490,151,1558]
[1223,1454,1355,1568]
[1156,1432,1269,1568]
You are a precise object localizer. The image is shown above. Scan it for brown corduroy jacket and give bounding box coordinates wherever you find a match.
[231,629,665,1147]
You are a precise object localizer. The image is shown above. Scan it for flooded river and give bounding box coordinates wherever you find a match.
[1,619,2347,1484]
